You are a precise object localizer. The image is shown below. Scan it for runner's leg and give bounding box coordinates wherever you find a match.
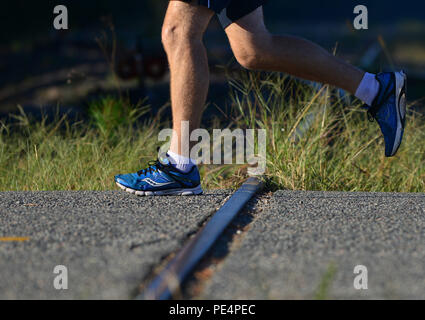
[224,7,366,95]
[223,6,405,158]
[162,1,214,167]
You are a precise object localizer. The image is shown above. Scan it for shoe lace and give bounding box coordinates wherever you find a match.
[137,159,166,176]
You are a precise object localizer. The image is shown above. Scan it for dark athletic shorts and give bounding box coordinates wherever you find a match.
[177,0,267,29]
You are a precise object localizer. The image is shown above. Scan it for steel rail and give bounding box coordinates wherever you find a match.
[136,177,263,300]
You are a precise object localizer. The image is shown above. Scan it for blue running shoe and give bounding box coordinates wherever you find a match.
[367,71,407,157]
[115,158,203,196]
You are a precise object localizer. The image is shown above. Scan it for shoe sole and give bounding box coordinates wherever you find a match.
[389,71,407,157]
[116,182,203,196]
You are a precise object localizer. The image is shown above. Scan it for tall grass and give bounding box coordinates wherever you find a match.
[0,101,160,191]
[0,70,424,192]
[223,70,425,192]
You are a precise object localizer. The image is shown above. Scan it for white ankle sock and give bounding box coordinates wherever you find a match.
[355,72,380,107]
[167,150,196,173]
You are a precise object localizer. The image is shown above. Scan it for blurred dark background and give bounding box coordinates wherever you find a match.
[0,0,424,119]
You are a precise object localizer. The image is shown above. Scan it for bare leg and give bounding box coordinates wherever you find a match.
[225,7,365,94]
[162,1,214,156]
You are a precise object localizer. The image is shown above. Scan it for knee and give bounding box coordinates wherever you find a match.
[232,34,271,70]
[161,23,179,52]
[161,22,202,55]
[235,50,262,70]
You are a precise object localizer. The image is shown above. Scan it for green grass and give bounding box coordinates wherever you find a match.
[314,263,337,300]
[0,70,424,192]
[226,70,425,192]
[0,101,160,191]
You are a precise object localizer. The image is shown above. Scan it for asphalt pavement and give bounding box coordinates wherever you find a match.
[2,189,425,300]
[202,190,425,299]
[0,190,230,299]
